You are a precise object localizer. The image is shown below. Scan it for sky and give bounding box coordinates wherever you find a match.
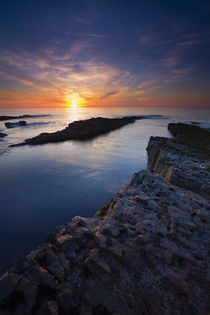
[0,0,210,108]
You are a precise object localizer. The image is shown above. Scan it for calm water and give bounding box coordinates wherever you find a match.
[0,106,210,275]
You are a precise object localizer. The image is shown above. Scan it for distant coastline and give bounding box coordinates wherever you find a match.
[0,114,50,121]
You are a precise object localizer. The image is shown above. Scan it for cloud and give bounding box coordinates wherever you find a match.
[0,44,139,105]
[70,32,110,39]
[74,17,91,25]
[161,57,179,68]
[100,91,117,99]
[0,32,196,107]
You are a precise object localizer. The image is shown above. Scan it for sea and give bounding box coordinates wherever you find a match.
[0,106,210,275]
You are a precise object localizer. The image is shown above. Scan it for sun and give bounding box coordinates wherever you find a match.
[65,95,84,108]
[71,99,77,109]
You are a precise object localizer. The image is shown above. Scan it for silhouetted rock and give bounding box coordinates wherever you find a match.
[10,115,164,147]
[0,114,49,121]
[0,122,209,314]
[5,120,27,128]
[0,132,7,137]
[10,117,137,146]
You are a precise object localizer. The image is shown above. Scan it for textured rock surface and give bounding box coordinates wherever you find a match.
[168,123,210,159]
[0,123,209,314]
[147,123,210,198]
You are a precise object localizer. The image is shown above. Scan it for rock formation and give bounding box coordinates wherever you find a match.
[10,115,164,147]
[0,123,209,314]
[0,132,7,138]
[5,121,27,128]
[0,115,49,121]
[147,123,210,198]
[10,117,136,147]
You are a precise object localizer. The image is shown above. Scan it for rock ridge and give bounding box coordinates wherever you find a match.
[10,115,164,147]
[147,123,210,198]
[0,123,209,314]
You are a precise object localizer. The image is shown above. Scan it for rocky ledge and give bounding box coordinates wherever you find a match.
[147,123,210,198]
[0,123,209,314]
[10,115,163,147]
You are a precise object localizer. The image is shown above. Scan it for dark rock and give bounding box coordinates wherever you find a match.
[0,114,49,121]
[168,122,210,159]
[0,132,7,137]
[10,115,165,147]
[147,124,210,198]
[5,121,27,128]
[191,121,200,125]
[10,117,137,146]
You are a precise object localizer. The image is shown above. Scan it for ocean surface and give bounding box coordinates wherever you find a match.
[0,106,210,275]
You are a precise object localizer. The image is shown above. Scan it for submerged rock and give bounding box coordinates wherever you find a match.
[0,122,209,314]
[5,120,27,128]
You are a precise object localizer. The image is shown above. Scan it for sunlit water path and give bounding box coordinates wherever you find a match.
[0,106,209,274]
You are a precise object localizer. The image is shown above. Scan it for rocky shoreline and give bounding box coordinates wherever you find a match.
[0,123,209,314]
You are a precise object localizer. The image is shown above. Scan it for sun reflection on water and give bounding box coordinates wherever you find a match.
[72,106,78,122]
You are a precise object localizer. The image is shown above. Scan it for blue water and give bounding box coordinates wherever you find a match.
[0,106,209,275]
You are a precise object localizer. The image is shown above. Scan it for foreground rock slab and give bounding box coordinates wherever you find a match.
[0,170,209,314]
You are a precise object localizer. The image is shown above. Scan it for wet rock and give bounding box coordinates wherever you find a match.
[5,120,27,128]
[0,132,7,137]
[10,117,136,146]
[191,121,200,125]
[0,272,22,303]
[10,115,164,147]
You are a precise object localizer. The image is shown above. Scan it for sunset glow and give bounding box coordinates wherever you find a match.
[71,99,77,109]
[65,95,84,108]
[0,1,209,109]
